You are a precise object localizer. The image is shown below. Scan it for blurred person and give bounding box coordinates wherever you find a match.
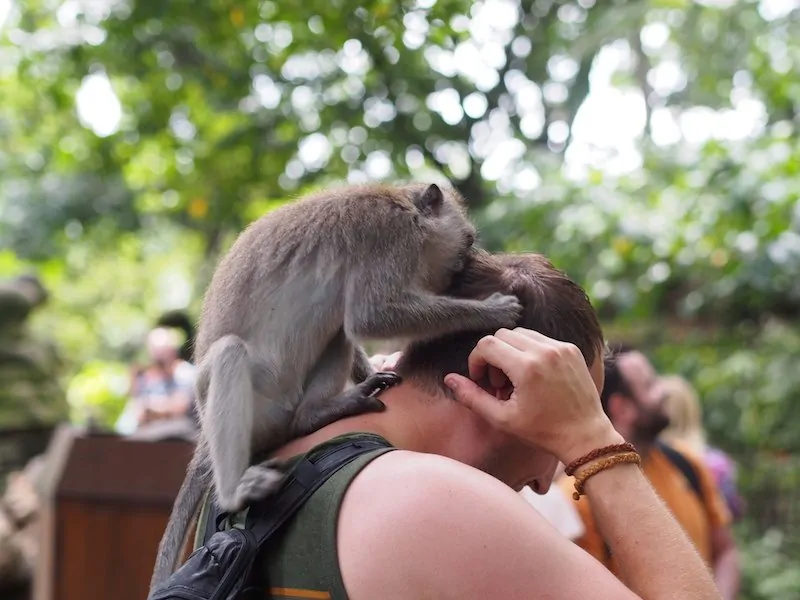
[661,374,745,522]
[519,462,585,541]
[559,345,740,600]
[156,309,196,363]
[116,327,198,440]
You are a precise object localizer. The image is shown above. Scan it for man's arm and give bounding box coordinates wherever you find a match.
[555,475,610,564]
[689,453,740,600]
[338,450,721,600]
[711,525,740,600]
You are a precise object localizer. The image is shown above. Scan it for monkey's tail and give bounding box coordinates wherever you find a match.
[148,449,207,597]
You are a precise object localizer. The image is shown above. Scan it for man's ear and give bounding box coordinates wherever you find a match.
[491,383,514,401]
[476,375,513,401]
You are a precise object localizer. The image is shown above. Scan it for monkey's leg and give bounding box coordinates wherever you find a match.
[235,366,400,507]
[293,372,401,438]
[203,335,261,513]
[229,333,397,508]
[291,330,401,438]
[347,290,522,341]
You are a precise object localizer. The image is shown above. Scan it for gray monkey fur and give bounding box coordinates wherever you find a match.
[148,182,523,594]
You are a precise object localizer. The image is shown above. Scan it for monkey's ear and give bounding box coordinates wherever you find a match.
[414,183,445,216]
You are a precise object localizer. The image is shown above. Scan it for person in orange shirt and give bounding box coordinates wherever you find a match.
[559,345,740,600]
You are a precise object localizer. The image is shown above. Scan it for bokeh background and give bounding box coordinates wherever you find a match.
[1,0,799,597]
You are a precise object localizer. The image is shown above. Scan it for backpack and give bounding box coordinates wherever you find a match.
[655,440,704,503]
[149,435,393,600]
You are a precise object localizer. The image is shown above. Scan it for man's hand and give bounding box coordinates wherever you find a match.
[369,351,402,372]
[443,328,622,465]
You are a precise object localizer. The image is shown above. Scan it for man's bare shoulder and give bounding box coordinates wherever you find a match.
[336,450,637,600]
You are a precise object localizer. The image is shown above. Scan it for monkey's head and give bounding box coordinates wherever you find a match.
[408,183,478,292]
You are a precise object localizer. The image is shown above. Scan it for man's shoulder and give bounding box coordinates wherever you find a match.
[338,450,528,591]
[344,448,512,507]
[654,440,732,526]
[336,450,632,600]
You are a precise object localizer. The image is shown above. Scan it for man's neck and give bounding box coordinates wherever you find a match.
[271,382,485,465]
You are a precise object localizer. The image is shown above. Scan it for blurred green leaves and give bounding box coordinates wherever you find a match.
[1,0,800,590]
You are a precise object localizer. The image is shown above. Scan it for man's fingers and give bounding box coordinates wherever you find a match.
[381,351,402,371]
[493,328,541,352]
[368,351,403,371]
[467,334,526,383]
[444,374,508,425]
[509,327,563,348]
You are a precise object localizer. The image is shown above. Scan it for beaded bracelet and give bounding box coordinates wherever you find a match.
[572,452,642,500]
[564,442,637,476]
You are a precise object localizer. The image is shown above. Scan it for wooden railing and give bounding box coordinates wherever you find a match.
[32,426,194,600]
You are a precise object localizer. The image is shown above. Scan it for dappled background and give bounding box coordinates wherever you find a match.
[1,0,799,597]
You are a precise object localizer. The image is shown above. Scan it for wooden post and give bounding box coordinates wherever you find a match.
[33,426,194,600]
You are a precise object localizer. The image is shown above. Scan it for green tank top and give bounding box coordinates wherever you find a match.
[193,432,395,600]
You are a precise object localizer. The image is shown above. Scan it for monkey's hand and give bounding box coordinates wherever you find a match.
[483,292,524,326]
[225,458,287,512]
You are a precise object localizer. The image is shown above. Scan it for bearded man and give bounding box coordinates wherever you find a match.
[559,345,740,600]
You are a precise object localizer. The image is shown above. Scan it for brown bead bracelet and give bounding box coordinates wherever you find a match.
[571,452,643,500]
[564,442,637,477]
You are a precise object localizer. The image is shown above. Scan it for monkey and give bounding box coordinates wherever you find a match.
[149,182,523,594]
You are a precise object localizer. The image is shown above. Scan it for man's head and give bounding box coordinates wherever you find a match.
[600,344,670,445]
[396,251,604,391]
[393,250,605,492]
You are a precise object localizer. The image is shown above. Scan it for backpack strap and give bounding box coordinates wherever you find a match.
[655,440,704,503]
[203,435,394,547]
[246,436,392,546]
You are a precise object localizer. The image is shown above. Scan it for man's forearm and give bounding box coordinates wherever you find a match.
[714,547,740,600]
[583,463,721,600]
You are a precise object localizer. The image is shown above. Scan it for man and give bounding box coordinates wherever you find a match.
[559,345,740,599]
[191,253,720,600]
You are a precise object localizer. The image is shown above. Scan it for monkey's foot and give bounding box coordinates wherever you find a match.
[221,460,286,512]
[361,371,403,398]
[291,373,402,437]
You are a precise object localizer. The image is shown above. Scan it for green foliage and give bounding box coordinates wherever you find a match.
[738,527,800,600]
[66,359,129,426]
[1,0,800,594]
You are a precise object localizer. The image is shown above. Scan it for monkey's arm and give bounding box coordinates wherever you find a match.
[346,290,521,341]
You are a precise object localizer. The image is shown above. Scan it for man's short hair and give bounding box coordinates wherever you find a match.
[599,343,638,413]
[395,251,605,395]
